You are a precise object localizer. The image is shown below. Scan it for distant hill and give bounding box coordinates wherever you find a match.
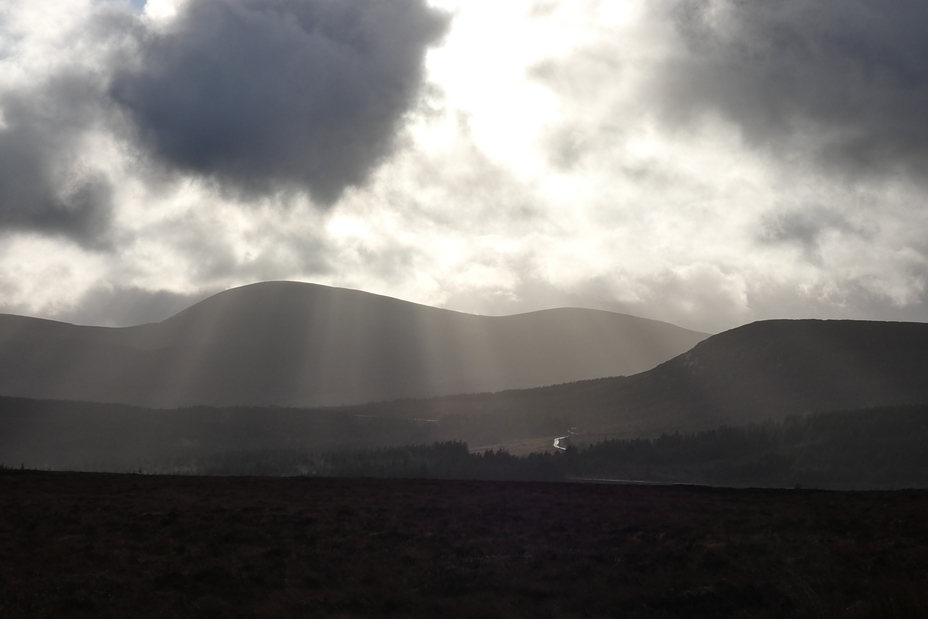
[0,281,707,408]
[383,318,928,439]
[5,319,928,472]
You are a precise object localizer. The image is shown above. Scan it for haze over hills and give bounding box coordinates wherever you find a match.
[4,318,928,473]
[0,281,707,408]
[391,318,928,439]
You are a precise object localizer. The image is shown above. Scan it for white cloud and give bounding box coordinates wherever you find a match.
[143,0,182,21]
[0,0,927,332]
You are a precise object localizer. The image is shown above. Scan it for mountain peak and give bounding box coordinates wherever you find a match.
[0,282,708,408]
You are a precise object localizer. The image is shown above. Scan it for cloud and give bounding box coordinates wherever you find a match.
[0,2,136,246]
[655,0,928,180]
[759,205,877,264]
[111,0,448,205]
[0,0,140,248]
[0,77,114,245]
[4,0,928,334]
[53,284,213,326]
[0,0,447,246]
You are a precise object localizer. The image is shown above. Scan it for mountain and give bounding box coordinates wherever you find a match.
[383,318,928,439]
[4,319,928,471]
[0,281,707,408]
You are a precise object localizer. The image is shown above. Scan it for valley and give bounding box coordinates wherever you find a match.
[4,292,928,486]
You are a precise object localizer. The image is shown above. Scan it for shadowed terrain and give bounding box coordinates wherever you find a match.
[372,318,928,439]
[0,281,707,408]
[4,397,928,490]
[2,470,927,618]
[4,320,928,475]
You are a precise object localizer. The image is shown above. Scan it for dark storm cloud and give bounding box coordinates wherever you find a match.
[111,0,448,205]
[658,0,928,179]
[0,4,144,246]
[0,76,114,246]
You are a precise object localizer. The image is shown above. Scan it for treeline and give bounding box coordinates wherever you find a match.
[152,441,559,481]
[143,404,928,489]
[0,395,567,471]
[566,405,928,489]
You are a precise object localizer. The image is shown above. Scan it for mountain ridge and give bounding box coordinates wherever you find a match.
[3,317,928,470]
[390,317,928,438]
[0,281,708,408]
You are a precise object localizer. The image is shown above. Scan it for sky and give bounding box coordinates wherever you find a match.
[2,0,928,333]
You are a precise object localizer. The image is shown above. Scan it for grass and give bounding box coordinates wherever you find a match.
[1,469,927,618]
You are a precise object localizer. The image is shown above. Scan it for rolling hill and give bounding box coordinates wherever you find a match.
[0,281,707,408]
[385,318,928,439]
[4,318,928,472]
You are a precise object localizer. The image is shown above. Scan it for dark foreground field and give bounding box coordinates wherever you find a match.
[2,471,928,618]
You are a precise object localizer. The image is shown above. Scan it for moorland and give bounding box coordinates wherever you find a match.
[3,469,928,618]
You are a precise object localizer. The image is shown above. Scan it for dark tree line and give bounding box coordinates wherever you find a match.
[562,405,928,488]
[152,441,561,482]
[142,404,928,489]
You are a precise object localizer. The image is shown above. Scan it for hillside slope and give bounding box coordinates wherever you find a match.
[0,281,707,408]
[4,320,928,470]
[390,318,928,438]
